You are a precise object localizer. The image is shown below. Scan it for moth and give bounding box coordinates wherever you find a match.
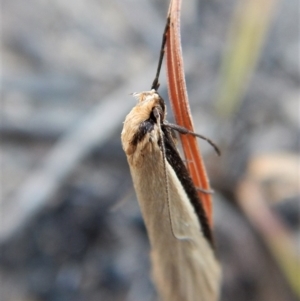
[121,12,221,301]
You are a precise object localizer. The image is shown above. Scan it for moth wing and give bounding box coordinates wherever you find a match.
[166,163,201,241]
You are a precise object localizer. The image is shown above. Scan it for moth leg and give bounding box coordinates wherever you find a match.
[196,187,214,194]
[163,122,221,156]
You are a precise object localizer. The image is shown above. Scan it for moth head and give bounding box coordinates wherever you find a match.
[132,89,166,121]
[132,89,157,101]
[121,89,166,157]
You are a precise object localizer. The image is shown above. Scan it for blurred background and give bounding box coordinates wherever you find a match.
[1,0,299,300]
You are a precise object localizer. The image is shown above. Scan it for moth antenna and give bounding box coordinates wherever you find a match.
[153,108,192,241]
[163,122,221,156]
[151,16,171,91]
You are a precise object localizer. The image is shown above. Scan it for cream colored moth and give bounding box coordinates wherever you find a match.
[121,12,221,301]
